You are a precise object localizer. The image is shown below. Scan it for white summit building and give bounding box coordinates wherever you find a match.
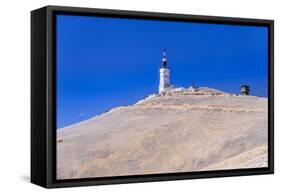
[139,49,242,102]
[156,49,229,96]
[159,49,171,93]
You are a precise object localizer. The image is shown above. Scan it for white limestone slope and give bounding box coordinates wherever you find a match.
[57,88,268,179]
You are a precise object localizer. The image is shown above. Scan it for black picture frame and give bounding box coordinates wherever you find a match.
[31,5,274,188]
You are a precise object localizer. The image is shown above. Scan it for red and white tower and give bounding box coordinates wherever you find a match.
[159,49,170,94]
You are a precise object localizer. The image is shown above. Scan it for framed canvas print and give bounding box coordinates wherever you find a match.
[31,5,274,188]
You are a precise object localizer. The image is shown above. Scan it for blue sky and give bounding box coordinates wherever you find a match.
[56,14,268,128]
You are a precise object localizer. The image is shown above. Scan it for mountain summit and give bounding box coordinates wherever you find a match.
[57,87,268,179]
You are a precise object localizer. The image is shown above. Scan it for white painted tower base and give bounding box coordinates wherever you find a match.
[159,67,170,93]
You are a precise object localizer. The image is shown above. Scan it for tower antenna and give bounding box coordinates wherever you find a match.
[162,48,167,68]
